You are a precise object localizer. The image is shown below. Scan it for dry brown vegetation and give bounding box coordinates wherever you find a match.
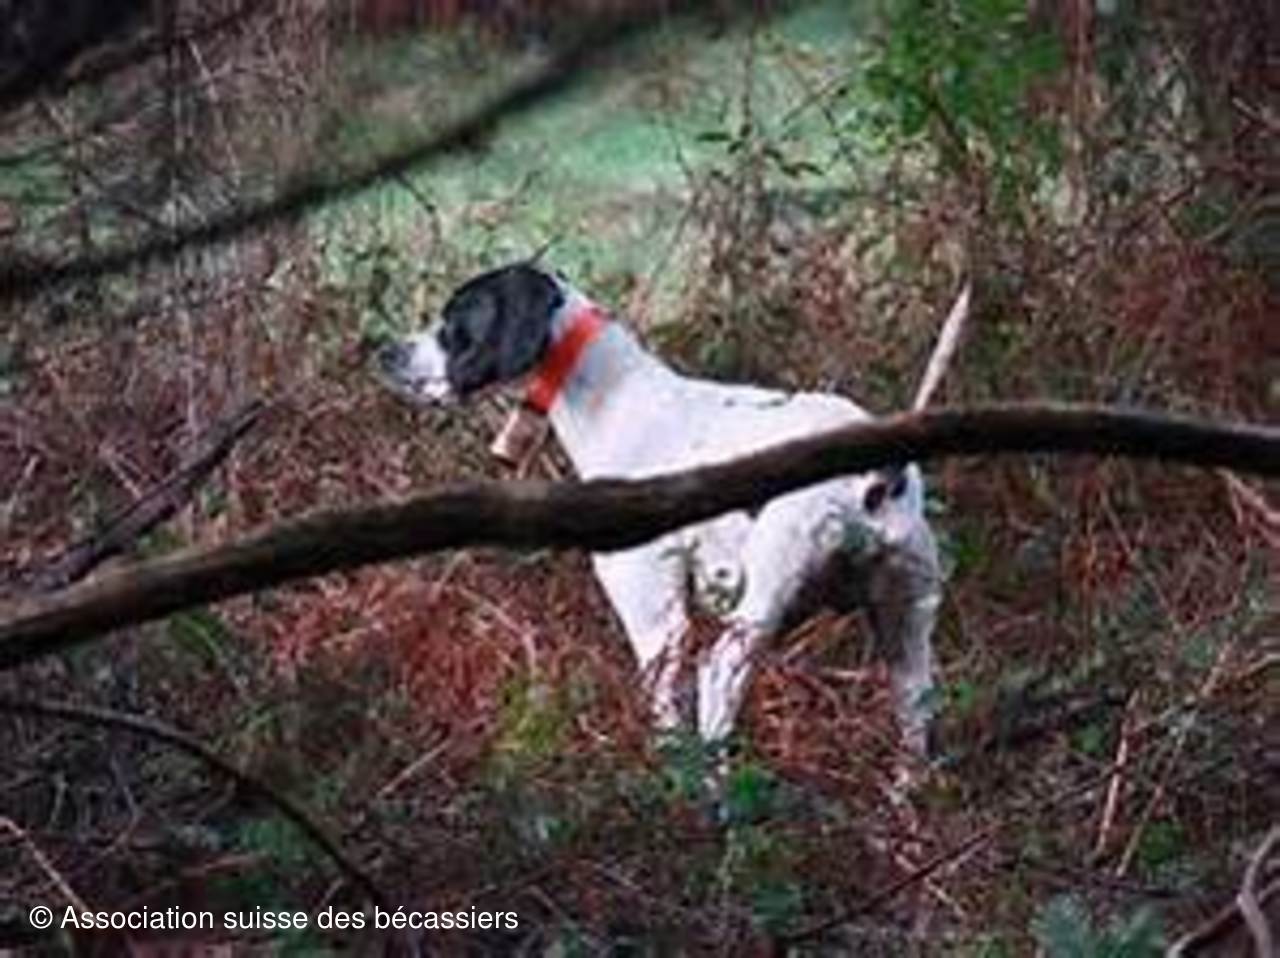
[0,1,1276,953]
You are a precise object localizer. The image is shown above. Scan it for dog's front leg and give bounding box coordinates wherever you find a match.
[697,619,765,743]
[592,546,688,730]
[866,521,943,755]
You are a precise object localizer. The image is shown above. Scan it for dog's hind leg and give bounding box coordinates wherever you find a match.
[592,545,689,730]
[866,520,943,755]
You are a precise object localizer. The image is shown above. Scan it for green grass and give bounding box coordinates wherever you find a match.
[313,0,875,318]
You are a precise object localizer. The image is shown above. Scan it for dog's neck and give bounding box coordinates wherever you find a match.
[524,296,609,416]
[540,290,678,477]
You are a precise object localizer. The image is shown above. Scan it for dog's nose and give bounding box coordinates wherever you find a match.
[376,340,411,374]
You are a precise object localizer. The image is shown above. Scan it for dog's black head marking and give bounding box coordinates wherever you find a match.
[441,263,564,396]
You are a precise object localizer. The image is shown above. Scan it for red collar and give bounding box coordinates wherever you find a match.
[524,302,608,414]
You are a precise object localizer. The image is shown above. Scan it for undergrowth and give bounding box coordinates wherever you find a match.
[1,0,1276,953]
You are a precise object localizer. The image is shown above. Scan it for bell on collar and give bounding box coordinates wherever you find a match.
[490,403,547,466]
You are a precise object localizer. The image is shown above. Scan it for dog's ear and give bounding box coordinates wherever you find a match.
[442,264,562,395]
[494,266,560,380]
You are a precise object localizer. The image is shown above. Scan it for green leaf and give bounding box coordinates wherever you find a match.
[723,761,777,824]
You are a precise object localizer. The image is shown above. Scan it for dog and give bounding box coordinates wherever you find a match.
[376,262,943,753]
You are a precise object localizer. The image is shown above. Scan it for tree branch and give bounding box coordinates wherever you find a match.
[0,695,387,909]
[0,0,717,304]
[1170,824,1280,956]
[1239,827,1280,958]
[28,399,264,592]
[1,402,1277,670]
[912,280,971,411]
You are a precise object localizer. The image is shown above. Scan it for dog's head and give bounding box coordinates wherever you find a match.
[376,262,565,405]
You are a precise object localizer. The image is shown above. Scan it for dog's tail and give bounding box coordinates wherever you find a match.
[911,280,972,412]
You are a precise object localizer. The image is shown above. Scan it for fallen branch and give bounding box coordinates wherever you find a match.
[30,399,264,592]
[1,402,1278,670]
[0,696,387,910]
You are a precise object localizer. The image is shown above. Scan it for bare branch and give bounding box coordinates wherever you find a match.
[27,400,264,593]
[0,814,91,912]
[785,746,1263,946]
[0,696,388,909]
[32,1,264,107]
[912,280,971,411]
[0,0,717,304]
[0,402,1277,670]
[1239,827,1280,958]
[1170,827,1280,957]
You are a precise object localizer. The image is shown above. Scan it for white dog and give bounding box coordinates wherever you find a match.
[377,263,943,752]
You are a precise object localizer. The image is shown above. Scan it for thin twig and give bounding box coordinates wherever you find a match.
[1219,469,1280,549]
[0,814,91,912]
[1239,827,1280,957]
[30,399,265,592]
[1092,690,1138,862]
[913,281,972,411]
[1171,880,1280,955]
[783,747,1253,945]
[1115,639,1235,878]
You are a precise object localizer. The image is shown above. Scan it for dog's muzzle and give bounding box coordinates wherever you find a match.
[374,335,455,405]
